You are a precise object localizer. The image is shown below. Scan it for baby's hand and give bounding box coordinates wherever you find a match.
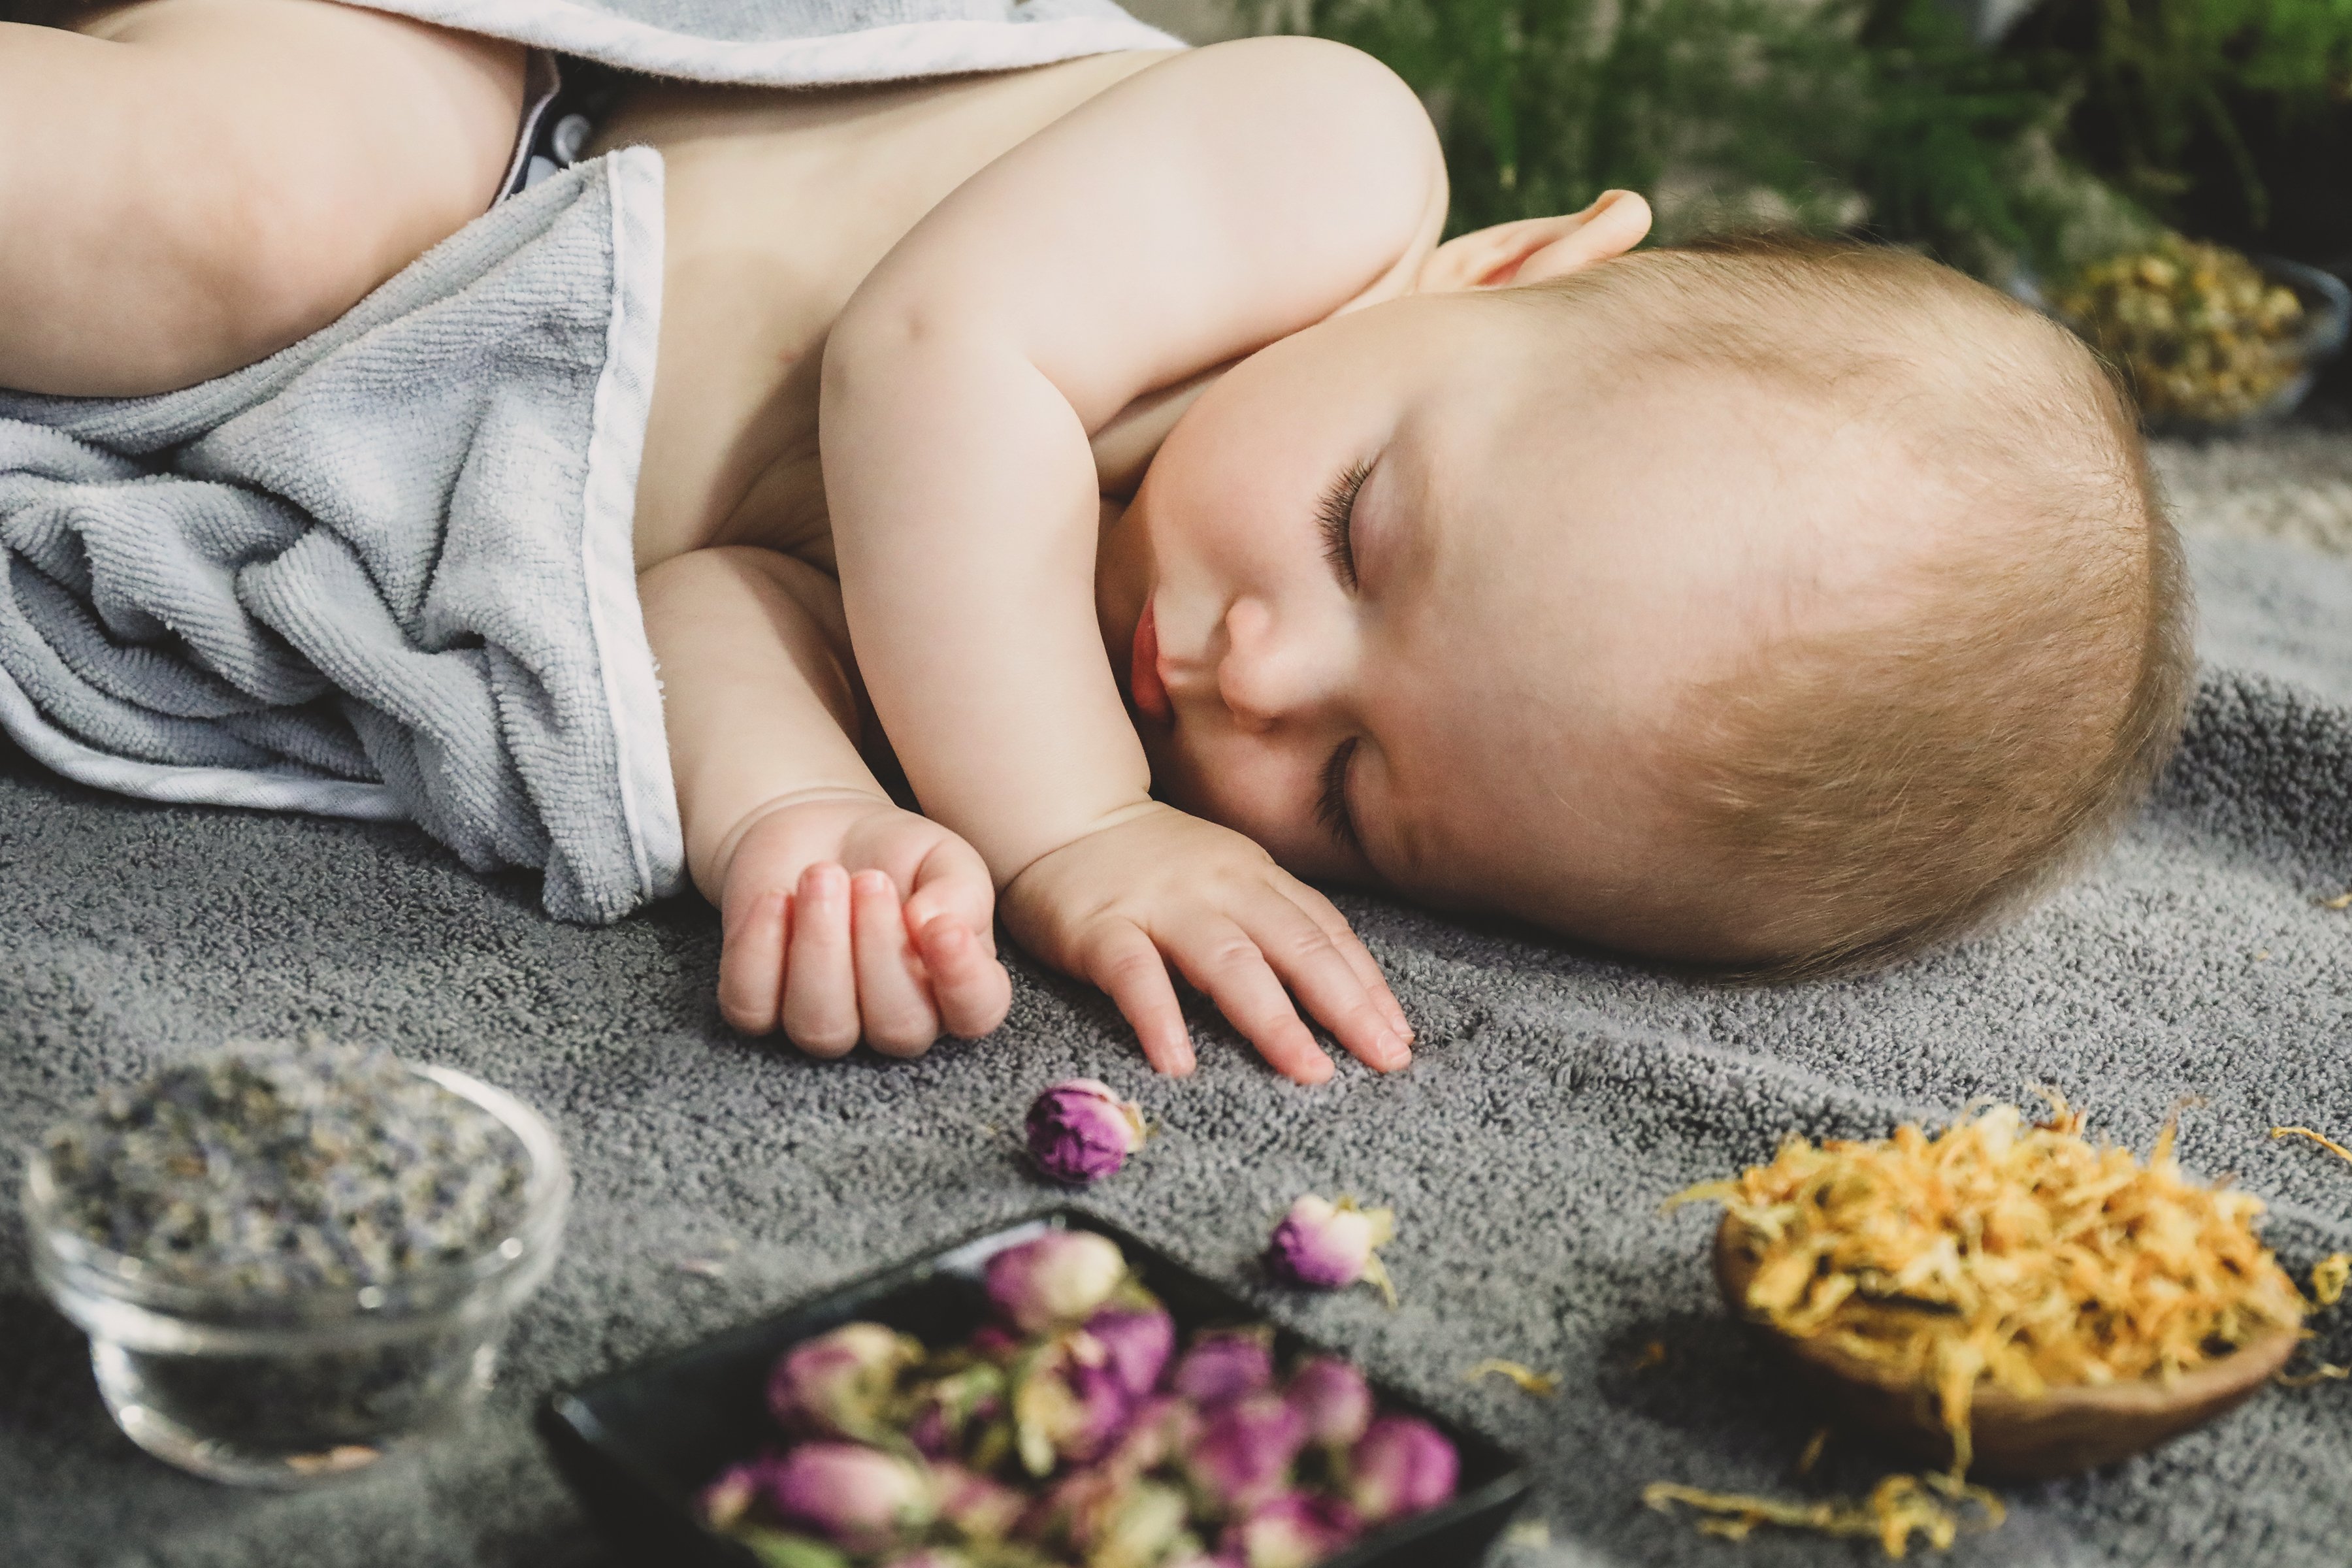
[1002,804,1413,1085]
[713,793,1011,1058]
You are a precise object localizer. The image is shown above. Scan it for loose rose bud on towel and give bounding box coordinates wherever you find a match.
[1026,1079,1149,1185]
[987,1230,1128,1333]
[1345,1415,1460,1524]
[1266,1195,1398,1306]
[1187,1393,1311,1516]
[768,1322,924,1443]
[1284,1356,1373,1448]
[1171,1326,1277,1409]
[1224,1491,1362,1568]
[764,1442,935,1552]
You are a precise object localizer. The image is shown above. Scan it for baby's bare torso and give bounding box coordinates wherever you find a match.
[596,50,1188,578]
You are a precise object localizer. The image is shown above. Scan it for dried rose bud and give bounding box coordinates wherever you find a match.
[1026,1078,1149,1184]
[1186,1393,1309,1517]
[1346,1415,1459,1524]
[1171,1326,1275,1409]
[1012,1331,1137,1475]
[899,1362,1005,1460]
[1266,1195,1396,1305]
[875,1552,973,1568]
[1085,1300,1176,1398]
[932,1462,1026,1542]
[1283,1356,1373,1449]
[765,1443,934,1552]
[1103,1392,1205,1477]
[987,1230,1128,1334]
[1082,1478,1196,1568]
[1224,1493,1360,1568]
[700,1460,763,1531]
[727,1526,857,1568]
[768,1322,924,1443]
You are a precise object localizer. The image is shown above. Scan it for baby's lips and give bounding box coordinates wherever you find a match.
[1130,598,1173,723]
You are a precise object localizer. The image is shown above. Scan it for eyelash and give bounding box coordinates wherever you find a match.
[1316,736,1364,858]
[1316,459,1371,592]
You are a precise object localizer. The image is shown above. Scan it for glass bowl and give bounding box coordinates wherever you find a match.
[22,1062,569,1488]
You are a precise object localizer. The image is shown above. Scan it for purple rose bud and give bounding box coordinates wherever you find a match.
[1283,1356,1373,1449]
[700,1460,762,1531]
[1103,1392,1205,1477]
[1224,1493,1361,1568]
[1171,1327,1275,1409]
[932,1462,1026,1542]
[1012,1333,1137,1475]
[987,1231,1128,1334]
[899,1362,1005,1460]
[768,1322,924,1442]
[1085,1301,1177,1398]
[1186,1394,1309,1518]
[1026,1078,1149,1184]
[1346,1415,1459,1524]
[765,1443,934,1552]
[1266,1196,1397,1305]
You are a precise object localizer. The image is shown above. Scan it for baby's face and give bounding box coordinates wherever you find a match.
[1097,287,1921,946]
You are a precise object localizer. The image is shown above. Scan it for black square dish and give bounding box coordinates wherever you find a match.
[537,1208,1533,1567]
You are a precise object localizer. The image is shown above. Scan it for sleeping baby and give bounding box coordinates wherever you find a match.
[1,0,2191,1083]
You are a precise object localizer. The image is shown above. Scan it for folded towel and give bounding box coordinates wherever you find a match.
[0,1,1180,924]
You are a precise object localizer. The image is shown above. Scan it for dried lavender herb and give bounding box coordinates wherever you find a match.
[41,1037,529,1293]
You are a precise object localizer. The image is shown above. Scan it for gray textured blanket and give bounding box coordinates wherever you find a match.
[0,0,1179,926]
[2,520,2349,1567]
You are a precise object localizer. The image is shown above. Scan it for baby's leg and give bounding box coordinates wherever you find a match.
[0,0,525,396]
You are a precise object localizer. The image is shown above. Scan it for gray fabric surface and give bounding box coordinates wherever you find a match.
[4,525,2351,1567]
[0,155,681,927]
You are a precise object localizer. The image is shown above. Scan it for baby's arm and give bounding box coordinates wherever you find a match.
[0,0,523,395]
[822,39,1436,1081]
[641,547,1011,1055]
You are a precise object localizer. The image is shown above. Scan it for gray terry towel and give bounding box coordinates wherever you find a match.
[0,1,1180,926]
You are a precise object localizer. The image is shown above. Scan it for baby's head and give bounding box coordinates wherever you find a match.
[1103,203,2189,977]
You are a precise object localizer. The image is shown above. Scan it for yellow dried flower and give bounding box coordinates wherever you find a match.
[1667,1096,2307,1473]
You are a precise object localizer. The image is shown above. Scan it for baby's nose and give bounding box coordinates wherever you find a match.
[1216,597,1326,732]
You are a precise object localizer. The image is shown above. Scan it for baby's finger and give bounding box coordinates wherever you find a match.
[904,840,1000,960]
[780,864,860,1058]
[851,871,940,1058]
[1254,892,1411,1073]
[1085,924,1196,1077]
[916,913,1011,1039]
[715,887,788,1035]
[1290,887,1413,1043]
[1167,923,1334,1086]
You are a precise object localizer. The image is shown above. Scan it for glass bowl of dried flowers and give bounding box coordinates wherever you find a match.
[22,1037,570,1487]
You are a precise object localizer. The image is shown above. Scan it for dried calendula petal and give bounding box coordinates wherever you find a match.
[1463,1359,1560,1397]
[2311,1253,2351,1309]
[1669,1098,2308,1473]
[2273,1126,2352,1168]
[1642,1473,2001,1560]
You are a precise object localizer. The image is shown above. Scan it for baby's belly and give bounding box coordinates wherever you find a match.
[602,50,1182,576]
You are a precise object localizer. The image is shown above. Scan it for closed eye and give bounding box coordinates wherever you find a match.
[1316,459,1371,592]
[1316,736,1364,858]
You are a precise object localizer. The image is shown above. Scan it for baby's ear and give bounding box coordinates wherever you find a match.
[1415,190,1653,293]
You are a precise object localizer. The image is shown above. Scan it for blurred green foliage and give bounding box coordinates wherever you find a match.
[1296,0,2352,274]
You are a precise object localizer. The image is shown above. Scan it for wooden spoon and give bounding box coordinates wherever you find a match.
[1713,1217,2301,1480]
